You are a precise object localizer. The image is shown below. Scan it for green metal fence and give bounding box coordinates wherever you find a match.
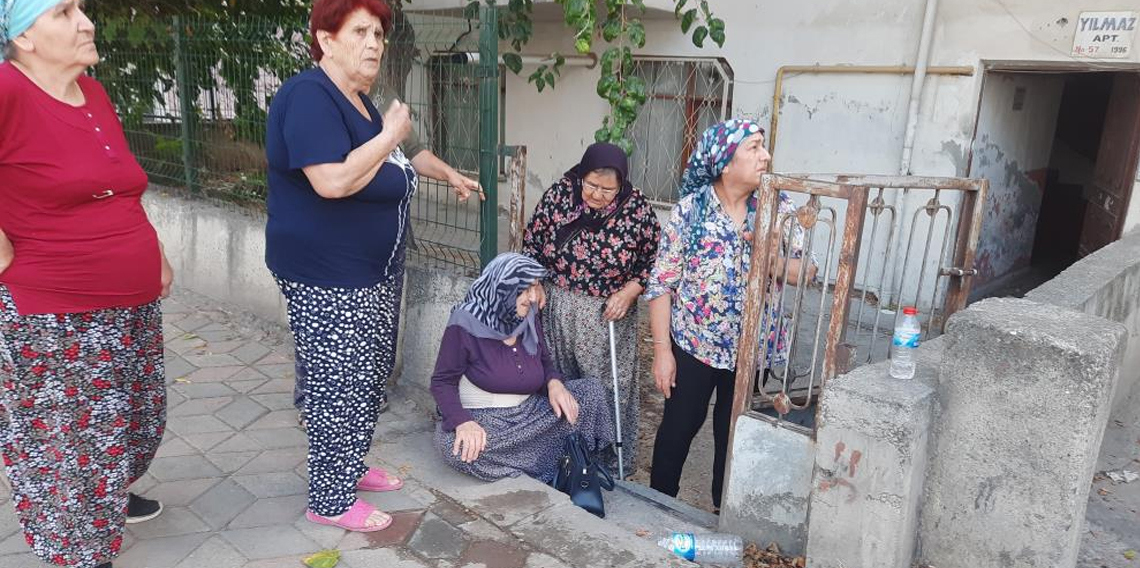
[94,9,499,274]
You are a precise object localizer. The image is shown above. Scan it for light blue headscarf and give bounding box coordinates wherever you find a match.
[1,0,60,61]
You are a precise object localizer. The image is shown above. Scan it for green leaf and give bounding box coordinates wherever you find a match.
[600,47,620,76]
[574,37,592,54]
[597,75,619,98]
[700,0,711,17]
[566,0,589,20]
[545,71,556,85]
[463,0,479,20]
[595,126,610,143]
[303,549,340,568]
[710,27,726,47]
[632,0,647,13]
[602,18,622,42]
[621,46,634,75]
[674,0,689,17]
[708,17,726,46]
[535,75,547,92]
[627,19,646,48]
[680,8,698,33]
[619,96,639,113]
[1124,550,1137,560]
[616,137,635,156]
[692,25,708,48]
[502,52,523,74]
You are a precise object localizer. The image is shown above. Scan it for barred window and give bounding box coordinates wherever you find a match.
[628,58,734,204]
[428,58,506,175]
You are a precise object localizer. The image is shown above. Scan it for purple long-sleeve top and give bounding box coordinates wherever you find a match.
[429,319,563,431]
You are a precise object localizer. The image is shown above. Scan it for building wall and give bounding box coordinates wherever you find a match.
[411,0,1140,296]
[969,72,1065,287]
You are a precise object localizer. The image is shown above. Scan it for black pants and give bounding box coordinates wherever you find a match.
[649,340,737,510]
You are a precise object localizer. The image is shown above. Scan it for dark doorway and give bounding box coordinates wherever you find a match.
[1029,73,1114,272]
[972,70,1140,300]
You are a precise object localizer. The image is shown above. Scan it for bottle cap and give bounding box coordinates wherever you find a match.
[903,306,918,315]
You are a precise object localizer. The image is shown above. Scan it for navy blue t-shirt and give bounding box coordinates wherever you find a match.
[265,68,417,288]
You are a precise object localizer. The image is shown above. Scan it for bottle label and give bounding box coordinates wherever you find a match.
[670,533,696,561]
[892,331,920,348]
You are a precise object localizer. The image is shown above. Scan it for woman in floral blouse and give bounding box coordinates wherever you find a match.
[645,119,815,511]
[522,142,660,475]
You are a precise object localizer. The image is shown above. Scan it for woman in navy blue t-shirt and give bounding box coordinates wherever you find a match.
[264,0,414,533]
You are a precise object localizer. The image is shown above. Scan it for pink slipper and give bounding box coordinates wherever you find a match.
[306,499,392,532]
[357,467,404,492]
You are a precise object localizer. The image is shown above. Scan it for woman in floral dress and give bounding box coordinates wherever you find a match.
[645,119,815,511]
[522,143,660,474]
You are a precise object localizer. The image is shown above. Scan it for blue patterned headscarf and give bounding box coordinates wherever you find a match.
[679,119,765,253]
[447,253,548,355]
[1,0,59,61]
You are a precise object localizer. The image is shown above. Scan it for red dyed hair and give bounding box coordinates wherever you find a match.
[309,0,393,61]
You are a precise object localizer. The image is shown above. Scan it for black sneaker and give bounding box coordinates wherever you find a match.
[126,493,163,524]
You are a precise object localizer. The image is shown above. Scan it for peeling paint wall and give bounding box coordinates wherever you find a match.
[970,73,1065,288]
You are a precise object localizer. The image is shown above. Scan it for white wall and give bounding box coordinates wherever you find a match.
[970,72,1065,287]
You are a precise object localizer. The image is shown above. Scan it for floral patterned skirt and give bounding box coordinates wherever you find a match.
[0,285,166,568]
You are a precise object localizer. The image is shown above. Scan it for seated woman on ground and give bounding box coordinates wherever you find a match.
[429,253,615,482]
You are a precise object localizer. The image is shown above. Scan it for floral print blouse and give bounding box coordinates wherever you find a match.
[646,188,807,370]
[523,177,661,297]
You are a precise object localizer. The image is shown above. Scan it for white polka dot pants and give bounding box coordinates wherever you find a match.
[274,276,396,516]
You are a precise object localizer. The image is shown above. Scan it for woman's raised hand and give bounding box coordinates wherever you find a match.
[453,421,487,463]
[381,100,413,145]
[547,379,579,424]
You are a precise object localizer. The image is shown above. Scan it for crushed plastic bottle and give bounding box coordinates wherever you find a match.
[657,532,743,565]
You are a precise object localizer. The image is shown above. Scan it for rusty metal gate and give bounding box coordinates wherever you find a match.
[728,174,988,427]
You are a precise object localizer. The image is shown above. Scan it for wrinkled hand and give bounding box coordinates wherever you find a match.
[160,253,174,299]
[382,100,413,145]
[653,349,677,399]
[448,171,484,202]
[453,421,487,463]
[603,288,636,322]
[547,380,579,424]
[0,230,12,275]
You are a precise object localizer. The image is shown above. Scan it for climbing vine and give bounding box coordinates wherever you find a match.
[466,0,726,155]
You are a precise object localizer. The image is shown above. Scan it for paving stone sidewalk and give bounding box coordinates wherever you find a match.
[0,291,690,568]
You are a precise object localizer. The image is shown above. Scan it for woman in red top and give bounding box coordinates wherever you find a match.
[0,1,173,567]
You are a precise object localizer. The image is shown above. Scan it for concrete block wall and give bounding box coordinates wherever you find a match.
[720,418,815,556]
[916,298,1127,568]
[1025,229,1140,426]
[144,189,288,327]
[805,338,942,568]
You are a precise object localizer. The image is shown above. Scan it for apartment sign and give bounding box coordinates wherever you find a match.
[1072,11,1137,58]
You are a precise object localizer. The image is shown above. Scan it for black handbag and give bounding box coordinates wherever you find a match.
[551,432,615,518]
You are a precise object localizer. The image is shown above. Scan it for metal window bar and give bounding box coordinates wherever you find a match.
[627,57,734,205]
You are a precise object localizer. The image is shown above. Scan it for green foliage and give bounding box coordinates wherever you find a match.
[465,0,727,154]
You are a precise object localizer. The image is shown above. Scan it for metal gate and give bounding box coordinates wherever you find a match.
[728,174,988,426]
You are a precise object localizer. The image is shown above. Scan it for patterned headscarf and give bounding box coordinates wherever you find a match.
[678,119,765,253]
[1,0,59,61]
[447,253,548,355]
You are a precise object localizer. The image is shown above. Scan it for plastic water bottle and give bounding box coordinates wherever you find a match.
[889,306,921,380]
[657,532,744,565]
